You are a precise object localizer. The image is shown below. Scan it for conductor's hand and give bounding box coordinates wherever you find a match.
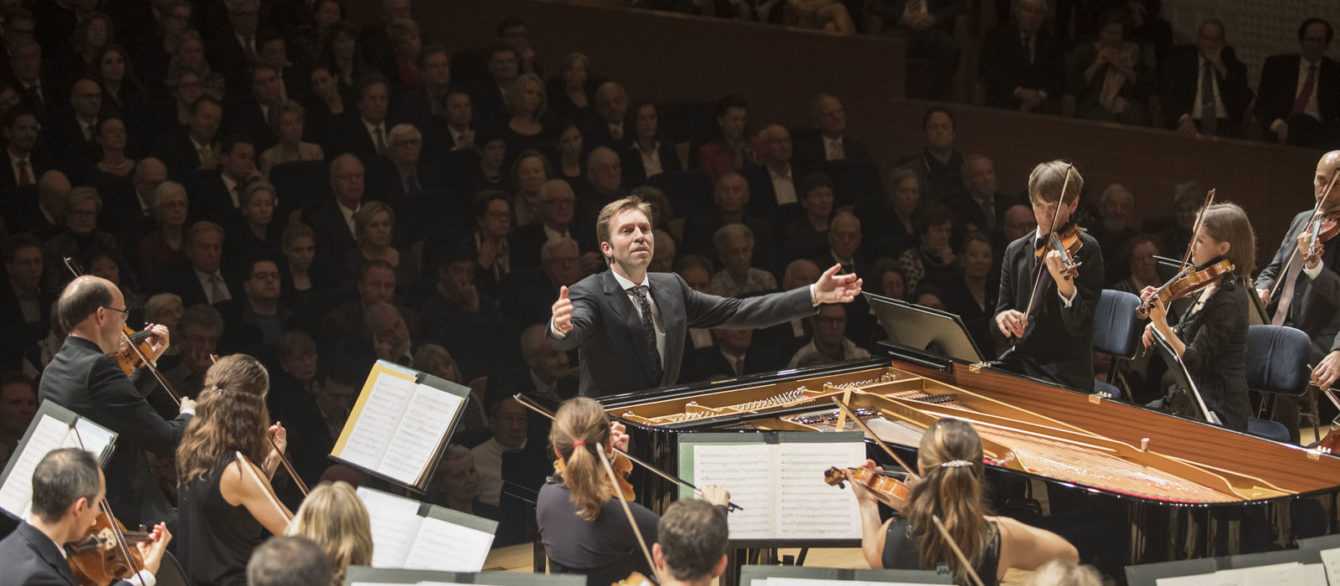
[551,286,573,337]
[1314,350,1340,389]
[699,485,732,508]
[813,263,863,304]
[995,310,1026,338]
[136,523,172,575]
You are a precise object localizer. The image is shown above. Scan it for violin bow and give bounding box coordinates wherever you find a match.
[1269,172,1340,301]
[62,257,182,407]
[1019,164,1075,326]
[596,447,657,580]
[831,397,920,482]
[71,424,144,579]
[234,451,295,524]
[1177,188,1217,273]
[512,394,743,511]
[209,354,308,497]
[930,514,987,586]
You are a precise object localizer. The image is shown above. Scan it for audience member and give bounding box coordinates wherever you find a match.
[154,221,235,308]
[695,94,751,180]
[779,172,835,265]
[1256,17,1340,148]
[625,101,682,184]
[940,234,998,356]
[710,223,777,296]
[1091,183,1139,284]
[0,108,47,193]
[1068,9,1150,125]
[877,0,960,100]
[1,236,51,367]
[896,203,957,293]
[166,303,224,398]
[430,445,486,515]
[260,101,324,175]
[0,372,36,467]
[1162,19,1250,138]
[789,304,870,367]
[745,123,799,218]
[981,0,1063,113]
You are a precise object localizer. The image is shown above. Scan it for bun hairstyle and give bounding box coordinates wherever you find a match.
[906,418,990,584]
[549,397,614,521]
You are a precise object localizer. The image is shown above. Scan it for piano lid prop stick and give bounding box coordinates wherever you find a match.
[832,397,920,481]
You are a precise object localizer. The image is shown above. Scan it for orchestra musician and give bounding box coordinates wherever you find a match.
[1258,151,1340,439]
[40,275,196,528]
[284,481,374,586]
[993,161,1104,391]
[650,499,731,586]
[1142,203,1255,432]
[535,397,731,586]
[0,448,173,586]
[175,354,294,586]
[850,419,1077,585]
[549,196,862,397]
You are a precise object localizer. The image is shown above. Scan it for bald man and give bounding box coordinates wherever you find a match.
[1258,151,1340,441]
[39,276,195,528]
[745,123,798,218]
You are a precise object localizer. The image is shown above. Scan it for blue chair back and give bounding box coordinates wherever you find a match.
[1093,290,1142,358]
[1245,325,1312,395]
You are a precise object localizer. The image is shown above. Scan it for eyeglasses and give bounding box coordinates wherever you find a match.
[101,305,128,314]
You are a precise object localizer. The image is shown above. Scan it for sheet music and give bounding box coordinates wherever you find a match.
[357,487,422,568]
[1321,548,1340,585]
[766,578,932,586]
[71,417,115,459]
[403,516,494,572]
[1155,563,1322,586]
[378,385,463,486]
[0,416,78,518]
[777,442,864,539]
[340,373,417,474]
[691,443,774,539]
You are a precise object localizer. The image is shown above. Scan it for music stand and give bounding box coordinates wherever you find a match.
[864,292,983,364]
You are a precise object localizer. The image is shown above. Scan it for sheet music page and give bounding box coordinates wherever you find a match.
[776,442,864,539]
[0,415,77,518]
[340,373,417,474]
[691,443,774,540]
[1321,548,1340,585]
[356,487,421,568]
[402,515,495,572]
[767,578,932,586]
[1155,574,1236,586]
[70,417,115,459]
[378,385,463,486]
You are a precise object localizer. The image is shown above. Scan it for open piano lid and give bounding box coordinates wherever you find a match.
[864,292,984,366]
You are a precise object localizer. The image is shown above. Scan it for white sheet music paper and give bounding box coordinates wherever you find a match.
[777,442,863,539]
[767,578,931,586]
[691,443,773,539]
[0,415,70,518]
[340,373,416,473]
[379,385,464,486]
[1155,563,1321,586]
[1322,548,1340,585]
[357,486,422,568]
[403,515,494,571]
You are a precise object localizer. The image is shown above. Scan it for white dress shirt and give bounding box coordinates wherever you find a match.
[610,270,667,366]
[769,164,798,206]
[822,136,845,161]
[338,202,360,237]
[1297,58,1323,120]
[194,269,232,305]
[634,141,664,178]
[1191,58,1227,120]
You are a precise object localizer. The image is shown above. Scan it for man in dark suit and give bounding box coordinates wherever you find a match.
[0,109,49,196]
[206,0,263,101]
[470,44,519,126]
[1255,18,1340,148]
[153,221,239,308]
[948,154,1021,237]
[0,236,52,371]
[39,276,195,527]
[793,94,873,169]
[8,40,62,121]
[0,449,173,586]
[45,79,103,172]
[1255,151,1340,440]
[154,96,223,181]
[583,81,631,151]
[192,134,260,226]
[1162,19,1252,139]
[993,161,1104,392]
[303,154,365,283]
[744,123,800,220]
[327,77,396,163]
[502,236,586,329]
[979,0,1064,113]
[683,327,786,383]
[226,63,288,153]
[548,196,862,397]
[510,180,596,270]
[392,44,453,155]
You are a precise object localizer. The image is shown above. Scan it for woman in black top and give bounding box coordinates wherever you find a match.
[176,354,294,586]
[851,419,1077,585]
[1142,203,1255,432]
[536,397,728,586]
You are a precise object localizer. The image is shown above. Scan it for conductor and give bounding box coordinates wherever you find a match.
[550,196,862,397]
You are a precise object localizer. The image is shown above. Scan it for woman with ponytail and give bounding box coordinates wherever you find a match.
[176,354,295,586]
[851,419,1077,585]
[536,397,731,586]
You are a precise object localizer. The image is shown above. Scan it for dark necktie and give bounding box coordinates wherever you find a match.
[16,158,33,187]
[1294,64,1318,116]
[630,285,663,382]
[1200,59,1218,135]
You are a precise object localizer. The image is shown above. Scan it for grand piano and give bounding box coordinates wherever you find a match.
[600,298,1340,578]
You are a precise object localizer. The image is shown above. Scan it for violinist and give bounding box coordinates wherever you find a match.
[1141,203,1254,432]
[175,354,294,586]
[993,161,1105,391]
[284,481,373,586]
[650,499,731,586]
[849,419,1077,585]
[536,397,731,586]
[40,275,196,529]
[0,447,172,586]
[1256,151,1340,440]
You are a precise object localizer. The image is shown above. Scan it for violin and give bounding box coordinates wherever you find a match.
[554,449,636,501]
[1304,210,1340,265]
[112,326,157,377]
[1034,222,1084,278]
[67,509,149,586]
[1137,258,1234,318]
[824,466,911,513]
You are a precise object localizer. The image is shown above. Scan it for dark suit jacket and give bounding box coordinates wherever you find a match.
[153,266,240,308]
[979,23,1065,110]
[621,142,682,187]
[1255,210,1340,357]
[0,149,52,197]
[1255,54,1340,129]
[549,270,815,396]
[509,223,597,270]
[38,337,192,528]
[225,100,279,153]
[0,283,53,371]
[1161,45,1251,130]
[682,343,787,384]
[1160,273,1250,432]
[0,521,144,586]
[792,131,873,172]
[993,230,1104,391]
[44,111,99,169]
[326,113,399,162]
[305,202,359,283]
[189,172,243,226]
[153,129,214,181]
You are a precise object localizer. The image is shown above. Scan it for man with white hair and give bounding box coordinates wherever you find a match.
[511,179,595,269]
[585,81,630,149]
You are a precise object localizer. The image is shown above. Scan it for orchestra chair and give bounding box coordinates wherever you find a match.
[1245,325,1315,444]
[1092,289,1143,401]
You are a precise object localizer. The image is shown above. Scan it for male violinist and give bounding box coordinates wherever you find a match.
[0,448,173,586]
[1257,151,1340,441]
[993,160,1104,392]
[39,276,195,528]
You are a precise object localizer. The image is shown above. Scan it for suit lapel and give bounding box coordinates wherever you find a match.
[650,273,684,384]
[19,522,75,584]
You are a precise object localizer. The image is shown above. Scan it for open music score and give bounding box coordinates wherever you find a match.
[740,564,951,586]
[1153,562,1324,585]
[678,432,864,543]
[346,566,585,586]
[356,487,497,572]
[332,360,470,490]
[0,401,116,520]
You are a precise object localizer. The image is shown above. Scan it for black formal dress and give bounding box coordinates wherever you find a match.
[177,457,265,586]
[38,336,192,528]
[1155,273,1250,432]
[536,478,659,586]
[881,518,1000,586]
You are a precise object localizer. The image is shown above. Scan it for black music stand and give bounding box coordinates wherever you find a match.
[864,292,983,364]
